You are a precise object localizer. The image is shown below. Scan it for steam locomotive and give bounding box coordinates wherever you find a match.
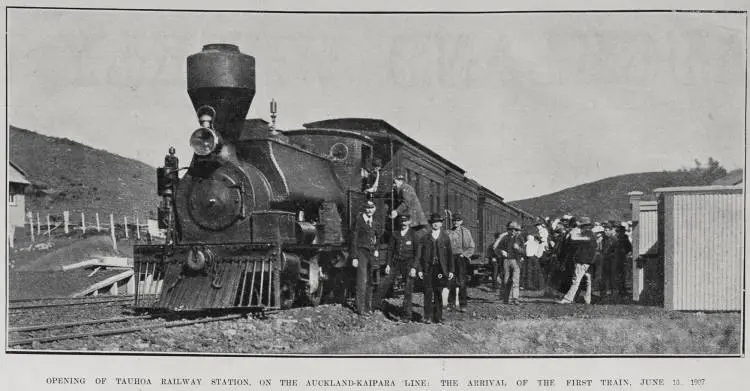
[133,44,535,312]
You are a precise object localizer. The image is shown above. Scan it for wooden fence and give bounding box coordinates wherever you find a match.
[12,210,164,250]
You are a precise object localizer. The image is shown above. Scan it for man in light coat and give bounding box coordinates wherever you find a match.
[446,213,475,312]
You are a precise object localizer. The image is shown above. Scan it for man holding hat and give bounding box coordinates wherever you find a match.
[390,174,428,229]
[417,212,454,324]
[557,216,597,304]
[447,213,475,312]
[373,213,419,322]
[349,200,380,314]
[495,221,525,305]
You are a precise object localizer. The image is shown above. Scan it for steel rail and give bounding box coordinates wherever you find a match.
[8,313,255,346]
[9,294,138,303]
[9,297,135,311]
[9,314,154,333]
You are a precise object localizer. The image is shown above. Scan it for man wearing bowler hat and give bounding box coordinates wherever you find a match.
[350,200,380,314]
[373,213,419,322]
[417,213,454,324]
[447,213,475,312]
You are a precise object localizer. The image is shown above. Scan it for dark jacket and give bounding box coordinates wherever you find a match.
[389,228,420,269]
[417,230,454,275]
[570,228,597,265]
[494,232,525,260]
[349,213,379,260]
[395,183,428,227]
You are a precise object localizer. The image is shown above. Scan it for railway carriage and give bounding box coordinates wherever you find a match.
[133,44,536,313]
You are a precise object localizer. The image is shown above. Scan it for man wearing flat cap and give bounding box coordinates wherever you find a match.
[447,213,475,312]
[390,174,428,229]
[349,200,380,314]
[417,213,454,324]
[373,213,419,322]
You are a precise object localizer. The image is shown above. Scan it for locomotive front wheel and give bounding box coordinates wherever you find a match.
[303,258,324,306]
[280,282,297,309]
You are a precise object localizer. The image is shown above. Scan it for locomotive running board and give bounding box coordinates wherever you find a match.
[133,244,282,311]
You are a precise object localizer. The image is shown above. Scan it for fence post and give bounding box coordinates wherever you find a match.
[110,213,117,251]
[63,211,70,234]
[136,216,141,240]
[124,216,129,239]
[628,191,644,302]
[46,214,51,241]
[36,212,41,236]
[27,211,35,242]
[96,212,101,232]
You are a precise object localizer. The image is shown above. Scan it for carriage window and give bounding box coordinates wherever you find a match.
[330,143,349,161]
[436,183,442,211]
[414,172,420,198]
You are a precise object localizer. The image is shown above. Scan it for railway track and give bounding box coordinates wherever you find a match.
[8,309,280,347]
[9,296,136,311]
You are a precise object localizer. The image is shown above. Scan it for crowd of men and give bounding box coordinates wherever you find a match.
[348,172,634,323]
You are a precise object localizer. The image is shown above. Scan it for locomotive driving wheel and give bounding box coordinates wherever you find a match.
[303,256,324,306]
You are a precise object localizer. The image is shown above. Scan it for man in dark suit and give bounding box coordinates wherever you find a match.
[390,174,428,229]
[417,213,454,324]
[373,214,420,322]
[350,200,380,314]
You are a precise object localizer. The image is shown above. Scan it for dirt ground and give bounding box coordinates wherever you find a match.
[15,282,741,355]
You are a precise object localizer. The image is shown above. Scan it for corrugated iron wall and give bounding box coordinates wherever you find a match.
[661,188,743,311]
[632,200,659,302]
[638,202,659,256]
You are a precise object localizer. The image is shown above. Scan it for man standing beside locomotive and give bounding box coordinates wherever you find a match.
[446,213,475,312]
[390,175,428,231]
[417,213,454,324]
[350,200,380,315]
[373,214,419,322]
[495,221,525,305]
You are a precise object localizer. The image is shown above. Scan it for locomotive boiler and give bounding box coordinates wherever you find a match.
[134,44,382,311]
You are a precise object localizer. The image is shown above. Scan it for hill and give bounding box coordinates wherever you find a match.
[8,125,160,220]
[508,171,730,221]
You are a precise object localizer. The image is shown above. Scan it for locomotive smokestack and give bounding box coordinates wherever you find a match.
[187,44,255,141]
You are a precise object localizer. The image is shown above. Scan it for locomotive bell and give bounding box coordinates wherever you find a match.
[187,44,255,142]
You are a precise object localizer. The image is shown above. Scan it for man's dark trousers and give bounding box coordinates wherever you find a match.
[374,261,414,320]
[355,249,376,314]
[455,255,468,307]
[422,264,444,322]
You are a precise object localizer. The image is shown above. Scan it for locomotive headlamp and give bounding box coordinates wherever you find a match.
[190,127,220,156]
[186,247,213,272]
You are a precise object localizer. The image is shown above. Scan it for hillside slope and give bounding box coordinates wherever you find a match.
[8,125,159,219]
[508,171,725,221]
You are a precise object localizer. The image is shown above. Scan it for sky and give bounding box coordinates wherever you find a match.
[6,9,747,200]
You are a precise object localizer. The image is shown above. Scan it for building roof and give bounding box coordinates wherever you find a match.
[8,161,30,185]
[711,169,743,186]
[654,185,743,193]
